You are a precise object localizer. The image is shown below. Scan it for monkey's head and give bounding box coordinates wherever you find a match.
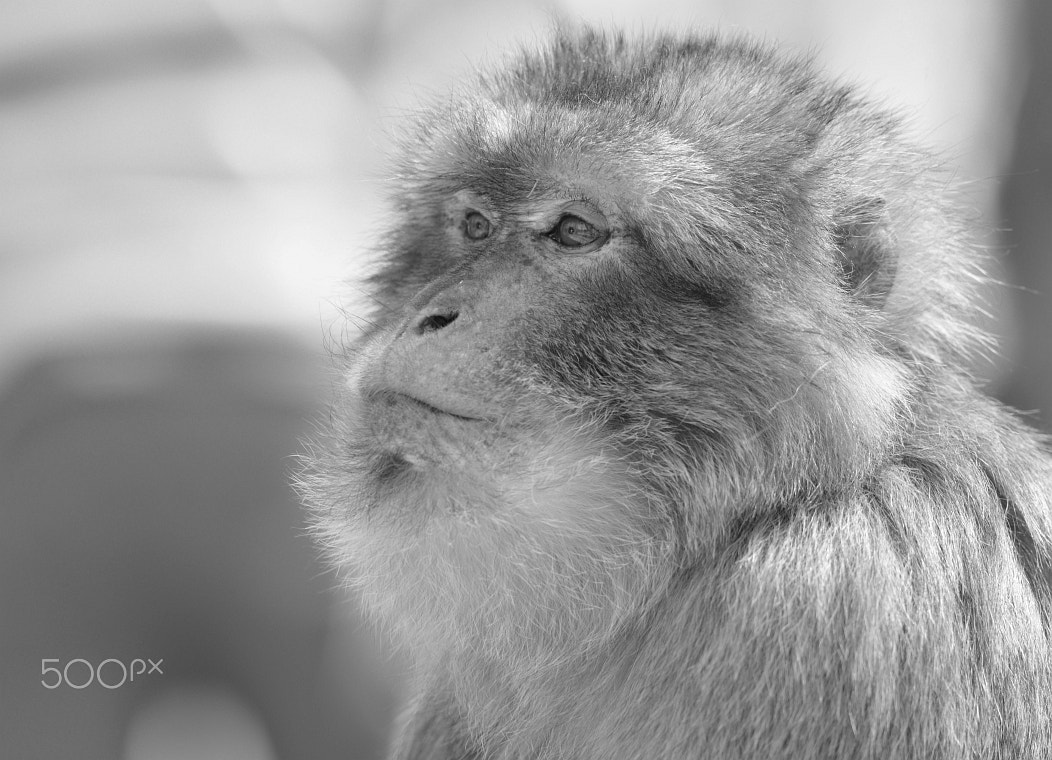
[302,30,982,670]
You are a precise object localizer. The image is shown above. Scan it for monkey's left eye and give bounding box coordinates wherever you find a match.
[548,214,606,249]
[464,211,492,240]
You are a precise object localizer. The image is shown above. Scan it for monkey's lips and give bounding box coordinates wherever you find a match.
[368,389,485,422]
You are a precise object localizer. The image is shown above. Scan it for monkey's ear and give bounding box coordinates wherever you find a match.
[833,198,896,309]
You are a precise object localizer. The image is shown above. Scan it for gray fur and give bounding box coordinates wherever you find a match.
[299,28,1052,759]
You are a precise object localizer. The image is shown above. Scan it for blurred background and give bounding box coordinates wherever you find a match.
[1,0,1049,758]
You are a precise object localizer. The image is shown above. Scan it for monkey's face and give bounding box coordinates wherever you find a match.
[351,188,610,477]
[310,78,906,662]
[353,104,899,498]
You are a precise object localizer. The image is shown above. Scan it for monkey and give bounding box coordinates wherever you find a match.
[299,28,1052,760]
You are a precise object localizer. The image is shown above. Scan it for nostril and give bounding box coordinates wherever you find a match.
[417,311,459,333]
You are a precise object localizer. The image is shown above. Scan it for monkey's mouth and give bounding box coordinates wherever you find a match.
[377,390,483,422]
[361,389,490,473]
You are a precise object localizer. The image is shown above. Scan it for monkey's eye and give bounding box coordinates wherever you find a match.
[463,211,492,240]
[548,214,605,249]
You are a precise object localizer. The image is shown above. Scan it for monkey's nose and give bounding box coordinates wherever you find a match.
[415,310,459,334]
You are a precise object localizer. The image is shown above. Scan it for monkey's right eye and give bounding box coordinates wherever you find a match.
[463,212,492,240]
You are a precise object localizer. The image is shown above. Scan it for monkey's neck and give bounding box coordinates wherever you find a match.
[429,577,703,756]
[434,643,619,754]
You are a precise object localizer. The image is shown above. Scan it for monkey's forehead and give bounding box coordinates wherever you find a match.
[394,95,814,251]
[426,104,709,203]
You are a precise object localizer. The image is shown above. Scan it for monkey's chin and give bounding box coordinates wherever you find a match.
[332,445,671,667]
